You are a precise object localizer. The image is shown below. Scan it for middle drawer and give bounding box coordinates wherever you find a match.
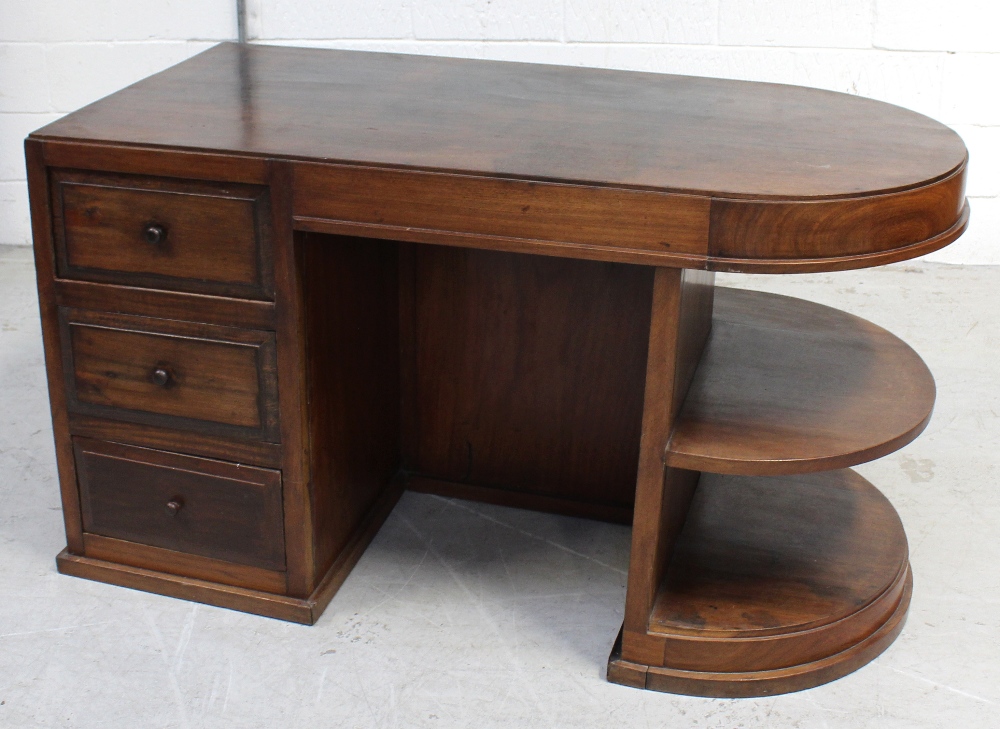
[60,308,280,442]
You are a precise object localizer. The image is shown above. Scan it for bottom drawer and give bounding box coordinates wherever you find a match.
[75,438,286,572]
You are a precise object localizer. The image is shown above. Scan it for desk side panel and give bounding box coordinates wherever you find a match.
[298,232,402,583]
[27,139,85,554]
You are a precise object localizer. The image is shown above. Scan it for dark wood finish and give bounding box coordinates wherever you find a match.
[26,138,85,554]
[74,438,286,571]
[307,472,406,622]
[57,549,315,623]
[51,169,274,300]
[36,43,963,200]
[267,160,314,598]
[610,469,911,697]
[31,44,967,273]
[709,167,966,264]
[55,472,407,624]
[610,574,910,698]
[60,308,280,442]
[398,242,419,466]
[41,139,269,185]
[26,45,966,697]
[652,470,907,643]
[295,162,709,261]
[621,268,714,664]
[68,414,282,469]
[408,476,633,525]
[707,204,969,274]
[54,278,275,330]
[408,246,653,511]
[298,233,402,582]
[667,287,936,475]
[83,534,286,594]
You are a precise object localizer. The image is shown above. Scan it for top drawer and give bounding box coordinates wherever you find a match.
[51,170,274,300]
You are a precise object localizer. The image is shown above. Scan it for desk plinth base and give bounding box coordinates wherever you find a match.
[608,569,910,697]
[55,472,405,625]
[612,469,912,697]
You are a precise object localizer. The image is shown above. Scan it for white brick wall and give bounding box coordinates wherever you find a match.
[0,0,235,246]
[1,0,997,264]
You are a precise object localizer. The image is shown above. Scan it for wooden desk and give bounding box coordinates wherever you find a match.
[26,43,969,697]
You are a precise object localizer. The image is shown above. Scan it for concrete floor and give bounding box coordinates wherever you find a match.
[1,243,998,728]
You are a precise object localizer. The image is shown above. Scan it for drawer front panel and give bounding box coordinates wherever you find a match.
[61,309,279,442]
[75,438,286,571]
[52,170,273,300]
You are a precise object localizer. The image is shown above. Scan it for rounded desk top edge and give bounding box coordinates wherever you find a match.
[29,43,971,272]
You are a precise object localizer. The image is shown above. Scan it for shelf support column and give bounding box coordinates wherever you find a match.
[619,267,714,672]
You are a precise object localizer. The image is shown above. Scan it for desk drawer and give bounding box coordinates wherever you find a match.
[61,309,280,442]
[75,438,286,571]
[51,170,273,300]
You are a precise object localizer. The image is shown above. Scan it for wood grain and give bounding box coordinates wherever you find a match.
[54,278,276,330]
[306,472,406,623]
[75,438,286,571]
[294,162,709,258]
[706,201,969,273]
[30,44,969,271]
[267,159,314,597]
[35,43,965,200]
[621,268,714,665]
[41,139,269,185]
[57,468,404,624]
[24,46,960,681]
[651,470,906,640]
[68,413,283,469]
[299,232,402,582]
[61,308,280,442]
[57,549,315,624]
[709,167,966,263]
[83,533,286,594]
[51,169,273,300]
[608,469,911,698]
[666,287,936,475]
[407,475,634,525]
[26,138,85,554]
[408,246,653,511]
[610,574,910,698]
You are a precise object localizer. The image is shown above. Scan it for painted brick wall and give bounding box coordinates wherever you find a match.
[1,1,997,263]
[0,0,235,249]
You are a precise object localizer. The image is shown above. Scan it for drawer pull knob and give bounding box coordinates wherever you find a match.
[165,499,184,517]
[151,367,171,387]
[143,223,167,246]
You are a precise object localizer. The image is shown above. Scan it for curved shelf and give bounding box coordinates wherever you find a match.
[628,469,911,697]
[665,287,935,476]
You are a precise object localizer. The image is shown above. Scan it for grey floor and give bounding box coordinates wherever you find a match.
[1,243,998,728]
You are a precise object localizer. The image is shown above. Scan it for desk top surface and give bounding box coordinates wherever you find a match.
[35,43,965,201]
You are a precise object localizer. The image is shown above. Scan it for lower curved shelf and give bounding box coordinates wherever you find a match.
[609,469,911,697]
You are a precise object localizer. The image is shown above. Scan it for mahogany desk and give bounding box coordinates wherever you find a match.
[26,43,969,697]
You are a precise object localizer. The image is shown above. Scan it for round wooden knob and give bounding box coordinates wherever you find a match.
[151,367,171,387]
[165,499,183,517]
[143,223,166,245]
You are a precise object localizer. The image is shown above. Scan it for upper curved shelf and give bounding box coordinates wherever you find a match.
[32,43,969,272]
[666,287,935,476]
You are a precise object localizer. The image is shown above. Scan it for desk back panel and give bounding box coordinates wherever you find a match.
[406,245,653,512]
